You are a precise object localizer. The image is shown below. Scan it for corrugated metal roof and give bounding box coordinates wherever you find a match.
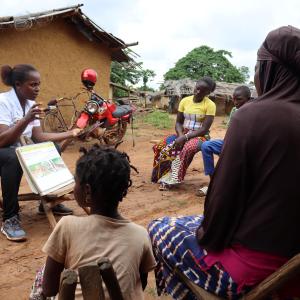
[0,4,130,62]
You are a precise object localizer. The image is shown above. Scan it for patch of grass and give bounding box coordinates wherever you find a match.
[146,287,158,297]
[175,199,187,207]
[143,110,173,129]
[132,123,139,129]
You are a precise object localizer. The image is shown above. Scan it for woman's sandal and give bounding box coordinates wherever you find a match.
[196,186,208,197]
[159,183,170,191]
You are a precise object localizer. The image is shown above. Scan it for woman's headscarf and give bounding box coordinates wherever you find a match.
[256,25,300,100]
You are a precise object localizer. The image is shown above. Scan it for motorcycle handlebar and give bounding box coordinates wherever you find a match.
[90,90,106,103]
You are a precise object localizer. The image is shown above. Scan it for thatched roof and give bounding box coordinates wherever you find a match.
[164,79,257,99]
[164,79,195,97]
[213,82,257,99]
[0,4,129,62]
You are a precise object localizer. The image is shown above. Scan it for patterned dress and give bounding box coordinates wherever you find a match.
[148,216,242,300]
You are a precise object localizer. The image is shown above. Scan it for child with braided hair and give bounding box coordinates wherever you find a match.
[30,145,156,300]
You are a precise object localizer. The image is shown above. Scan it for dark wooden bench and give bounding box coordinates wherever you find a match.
[58,257,123,300]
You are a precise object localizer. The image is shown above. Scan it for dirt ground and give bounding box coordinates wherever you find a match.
[0,116,226,300]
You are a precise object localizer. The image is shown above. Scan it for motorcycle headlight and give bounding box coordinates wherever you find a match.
[86,101,99,114]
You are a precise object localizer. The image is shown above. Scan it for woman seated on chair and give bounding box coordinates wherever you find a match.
[151,77,216,190]
[148,26,300,299]
[30,145,156,300]
[0,64,81,242]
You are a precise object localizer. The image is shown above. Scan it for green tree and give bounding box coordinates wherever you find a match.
[164,46,249,83]
[110,61,142,86]
[140,69,156,90]
[110,61,156,96]
[238,66,250,82]
[110,61,142,97]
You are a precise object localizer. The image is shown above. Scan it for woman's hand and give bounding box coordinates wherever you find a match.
[24,103,44,122]
[72,128,83,137]
[174,135,186,150]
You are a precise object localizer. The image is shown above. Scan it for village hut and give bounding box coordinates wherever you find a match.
[0,4,130,121]
[149,91,168,109]
[109,82,141,103]
[164,79,195,113]
[211,81,257,115]
[163,79,257,115]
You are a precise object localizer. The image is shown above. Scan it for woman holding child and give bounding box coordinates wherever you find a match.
[151,77,216,190]
[149,26,300,299]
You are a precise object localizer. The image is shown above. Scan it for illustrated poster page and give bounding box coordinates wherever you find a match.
[18,142,74,194]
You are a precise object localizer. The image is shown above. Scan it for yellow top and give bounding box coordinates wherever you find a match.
[178,95,216,131]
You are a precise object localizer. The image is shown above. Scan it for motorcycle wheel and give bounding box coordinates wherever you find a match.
[43,113,66,133]
[102,120,128,146]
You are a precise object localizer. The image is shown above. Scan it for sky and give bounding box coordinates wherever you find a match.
[1,0,300,88]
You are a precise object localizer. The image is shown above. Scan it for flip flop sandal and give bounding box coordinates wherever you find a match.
[196,186,208,197]
[159,183,170,191]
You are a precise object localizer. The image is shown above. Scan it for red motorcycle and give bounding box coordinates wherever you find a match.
[60,69,135,151]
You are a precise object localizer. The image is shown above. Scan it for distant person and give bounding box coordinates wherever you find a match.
[196,85,251,196]
[151,77,216,190]
[0,64,80,242]
[30,145,156,300]
[168,95,178,113]
[148,26,300,299]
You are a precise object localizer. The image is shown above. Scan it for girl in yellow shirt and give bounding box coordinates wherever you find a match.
[151,77,216,190]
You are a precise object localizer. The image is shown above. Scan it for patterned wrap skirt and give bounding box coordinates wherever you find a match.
[151,134,207,185]
[148,216,241,300]
[29,265,55,300]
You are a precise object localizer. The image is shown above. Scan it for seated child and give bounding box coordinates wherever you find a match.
[30,145,156,300]
[196,85,251,196]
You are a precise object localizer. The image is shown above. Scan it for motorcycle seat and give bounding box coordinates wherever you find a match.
[112,105,133,118]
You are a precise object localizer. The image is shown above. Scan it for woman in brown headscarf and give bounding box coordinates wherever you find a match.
[148,26,300,299]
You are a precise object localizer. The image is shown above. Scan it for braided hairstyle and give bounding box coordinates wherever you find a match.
[1,64,37,88]
[76,144,135,207]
